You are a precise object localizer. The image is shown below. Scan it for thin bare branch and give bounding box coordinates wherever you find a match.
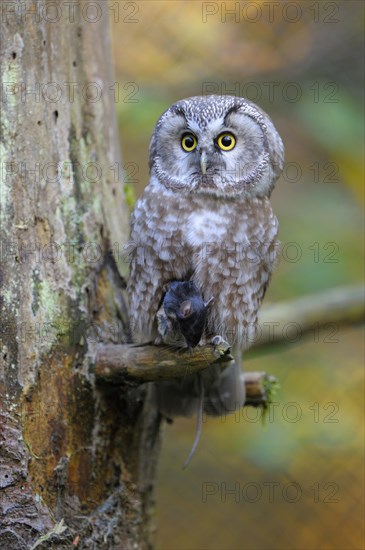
[257,284,364,347]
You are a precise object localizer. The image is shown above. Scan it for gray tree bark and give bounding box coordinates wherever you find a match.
[0,1,160,548]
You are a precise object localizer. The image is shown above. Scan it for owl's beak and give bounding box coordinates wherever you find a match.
[200,151,207,175]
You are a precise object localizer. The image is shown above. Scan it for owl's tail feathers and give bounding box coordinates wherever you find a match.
[155,375,202,418]
[202,346,245,417]
[154,350,245,419]
[155,347,245,467]
[182,354,245,468]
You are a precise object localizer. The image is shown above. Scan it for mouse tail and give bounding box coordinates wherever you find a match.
[182,373,204,469]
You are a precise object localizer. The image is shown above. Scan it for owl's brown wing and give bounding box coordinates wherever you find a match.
[126,185,192,342]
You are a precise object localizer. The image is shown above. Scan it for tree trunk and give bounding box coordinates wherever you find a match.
[0,2,160,548]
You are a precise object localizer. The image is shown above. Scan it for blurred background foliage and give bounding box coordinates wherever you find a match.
[111,1,364,548]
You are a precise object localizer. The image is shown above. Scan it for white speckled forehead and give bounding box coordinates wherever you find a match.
[178,96,237,128]
[155,96,268,141]
[187,116,225,137]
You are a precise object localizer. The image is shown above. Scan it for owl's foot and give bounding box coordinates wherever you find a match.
[153,335,164,346]
[211,335,232,360]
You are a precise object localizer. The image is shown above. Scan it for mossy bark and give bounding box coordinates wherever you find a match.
[0,2,160,548]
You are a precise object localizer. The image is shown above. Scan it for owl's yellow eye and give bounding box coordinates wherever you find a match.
[217,132,236,151]
[181,133,197,152]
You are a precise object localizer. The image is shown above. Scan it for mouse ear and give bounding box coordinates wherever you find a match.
[180,300,192,318]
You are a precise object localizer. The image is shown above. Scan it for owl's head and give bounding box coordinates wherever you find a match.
[149,95,284,199]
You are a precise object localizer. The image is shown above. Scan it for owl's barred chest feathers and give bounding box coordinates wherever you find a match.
[129,182,279,345]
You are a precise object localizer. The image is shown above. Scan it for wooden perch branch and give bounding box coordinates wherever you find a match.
[94,340,233,384]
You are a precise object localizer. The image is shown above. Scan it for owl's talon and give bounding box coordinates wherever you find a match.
[211,335,226,347]
[154,335,163,346]
[211,335,231,356]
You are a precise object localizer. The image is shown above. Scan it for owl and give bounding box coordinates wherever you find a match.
[126,95,284,418]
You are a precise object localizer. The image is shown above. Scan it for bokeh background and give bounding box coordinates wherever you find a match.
[111,1,364,548]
